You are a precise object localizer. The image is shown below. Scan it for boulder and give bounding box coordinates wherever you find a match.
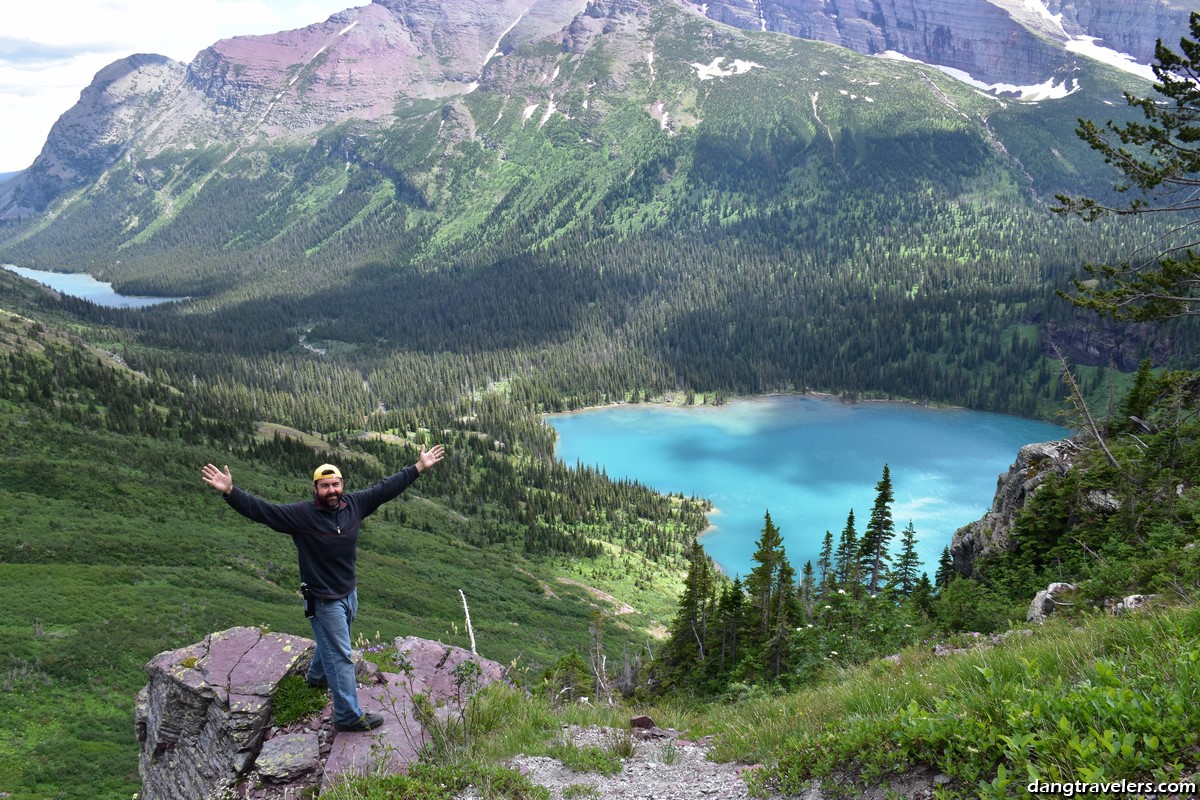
[1109,594,1156,616]
[1027,582,1078,623]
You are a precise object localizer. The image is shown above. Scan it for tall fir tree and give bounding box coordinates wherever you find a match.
[890,520,921,596]
[746,511,785,639]
[911,573,935,620]
[661,539,718,690]
[859,464,895,594]
[715,577,746,679]
[816,530,834,597]
[799,559,817,618]
[834,509,860,590]
[764,556,800,681]
[934,546,956,589]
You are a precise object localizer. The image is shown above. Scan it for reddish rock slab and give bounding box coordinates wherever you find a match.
[321,638,506,792]
[136,626,313,800]
[255,732,321,783]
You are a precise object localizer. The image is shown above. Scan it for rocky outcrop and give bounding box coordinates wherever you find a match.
[950,439,1083,577]
[135,626,313,800]
[136,627,506,800]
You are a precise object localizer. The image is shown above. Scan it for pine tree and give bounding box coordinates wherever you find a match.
[1055,12,1200,321]
[934,546,956,589]
[859,465,896,594]
[910,573,935,619]
[764,556,799,681]
[715,577,746,677]
[890,520,921,596]
[799,559,817,618]
[1118,358,1160,428]
[834,510,859,589]
[746,511,784,640]
[816,530,834,597]
[661,540,718,688]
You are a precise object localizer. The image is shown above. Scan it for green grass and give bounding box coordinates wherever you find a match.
[300,607,1200,799]
[546,742,625,776]
[701,608,1200,798]
[0,410,672,800]
[272,675,329,726]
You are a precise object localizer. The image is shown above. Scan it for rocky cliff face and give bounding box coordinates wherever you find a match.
[1047,0,1195,65]
[949,438,1083,576]
[4,0,1185,219]
[696,0,1192,85]
[0,54,187,216]
[1,0,589,217]
[136,626,505,800]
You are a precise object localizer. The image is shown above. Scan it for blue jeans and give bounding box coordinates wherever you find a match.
[306,589,364,726]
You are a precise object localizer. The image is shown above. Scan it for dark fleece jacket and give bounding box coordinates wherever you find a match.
[224,466,420,598]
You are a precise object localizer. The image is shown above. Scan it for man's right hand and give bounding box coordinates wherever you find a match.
[201,463,233,495]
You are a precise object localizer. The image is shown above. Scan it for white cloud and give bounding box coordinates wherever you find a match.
[0,0,358,172]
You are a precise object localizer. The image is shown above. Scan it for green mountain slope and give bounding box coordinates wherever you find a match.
[1,3,1192,423]
[0,293,709,800]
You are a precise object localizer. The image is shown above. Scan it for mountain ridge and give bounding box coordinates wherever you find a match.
[0,0,1177,221]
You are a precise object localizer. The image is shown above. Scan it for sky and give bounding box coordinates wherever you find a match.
[0,0,361,173]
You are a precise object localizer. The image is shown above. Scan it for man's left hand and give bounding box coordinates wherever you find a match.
[416,444,446,472]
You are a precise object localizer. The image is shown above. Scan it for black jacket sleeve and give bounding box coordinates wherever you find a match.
[224,487,311,535]
[347,465,420,519]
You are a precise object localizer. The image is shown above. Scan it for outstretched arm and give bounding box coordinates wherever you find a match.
[415,444,446,473]
[201,463,233,495]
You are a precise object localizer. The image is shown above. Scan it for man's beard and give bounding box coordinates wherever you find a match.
[322,492,342,508]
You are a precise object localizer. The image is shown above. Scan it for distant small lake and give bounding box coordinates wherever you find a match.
[3,265,183,308]
[548,395,1068,579]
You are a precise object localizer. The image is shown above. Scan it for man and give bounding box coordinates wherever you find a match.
[201,444,445,732]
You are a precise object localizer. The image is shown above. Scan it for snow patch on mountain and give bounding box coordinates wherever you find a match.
[483,8,529,68]
[876,51,1078,101]
[691,57,763,81]
[1065,37,1156,82]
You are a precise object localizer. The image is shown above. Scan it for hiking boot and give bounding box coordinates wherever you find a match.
[335,712,385,732]
[305,676,328,690]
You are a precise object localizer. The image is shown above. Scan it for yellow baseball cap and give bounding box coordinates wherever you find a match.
[313,464,342,482]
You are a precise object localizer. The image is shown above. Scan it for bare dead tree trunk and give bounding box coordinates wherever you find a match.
[1053,343,1121,470]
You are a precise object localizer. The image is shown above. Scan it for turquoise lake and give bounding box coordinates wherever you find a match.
[3,264,182,308]
[547,395,1067,579]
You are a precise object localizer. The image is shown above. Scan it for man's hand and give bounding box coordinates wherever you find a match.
[201,463,233,495]
[415,444,446,473]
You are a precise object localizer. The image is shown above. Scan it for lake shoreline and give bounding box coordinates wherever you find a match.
[546,388,981,420]
[546,393,1068,578]
[2,264,185,308]
[545,387,1066,431]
